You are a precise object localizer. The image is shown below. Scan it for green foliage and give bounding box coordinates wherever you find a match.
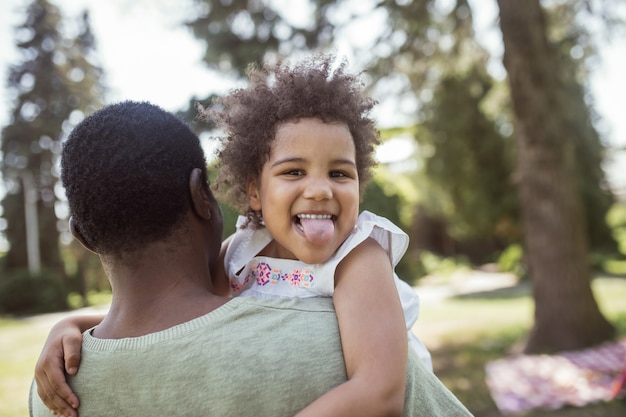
[602,259,626,275]
[0,269,68,315]
[219,201,240,240]
[67,290,112,310]
[361,177,405,229]
[593,204,626,275]
[607,202,626,255]
[361,175,428,283]
[207,161,241,239]
[419,67,518,243]
[497,243,526,279]
[186,0,335,78]
[417,251,470,278]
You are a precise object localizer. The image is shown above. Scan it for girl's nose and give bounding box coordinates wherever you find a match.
[303,177,332,201]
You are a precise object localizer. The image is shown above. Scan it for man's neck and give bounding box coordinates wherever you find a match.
[93,250,228,339]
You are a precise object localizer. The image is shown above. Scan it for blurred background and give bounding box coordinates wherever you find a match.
[1,0,625,416]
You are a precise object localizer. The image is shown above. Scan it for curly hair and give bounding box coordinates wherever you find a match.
[203,54,380,227]
[61,101,209,257]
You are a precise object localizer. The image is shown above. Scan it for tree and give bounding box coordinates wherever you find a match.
[0,0,105,279]
[496,0,615,352]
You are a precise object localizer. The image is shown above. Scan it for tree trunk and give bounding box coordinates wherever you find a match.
[3,192,28,269]
[22,172,41,274]
[496,0,615,353]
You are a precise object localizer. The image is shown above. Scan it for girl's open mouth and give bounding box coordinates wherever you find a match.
[295,214,335,244]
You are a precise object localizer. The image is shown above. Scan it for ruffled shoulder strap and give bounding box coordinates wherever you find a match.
[337,211,408,266]
[224,216,273,278]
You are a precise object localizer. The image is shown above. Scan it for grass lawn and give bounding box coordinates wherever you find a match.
[0,297,111,417]
[0,316,68,417]
[0,318,52,417]
[1,277,625,416]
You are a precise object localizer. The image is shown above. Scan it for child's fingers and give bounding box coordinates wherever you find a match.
[62,334,83,375]
[34,336,81,416]
[35,365,79,417]
[38,383,78,417]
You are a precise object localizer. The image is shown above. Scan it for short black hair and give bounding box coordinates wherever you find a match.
[61,101,208,256]
[203,54,380,227]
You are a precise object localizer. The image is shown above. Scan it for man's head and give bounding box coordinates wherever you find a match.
[62,101,214,258]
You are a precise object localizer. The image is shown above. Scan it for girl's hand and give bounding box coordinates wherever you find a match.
[34,315,102,417]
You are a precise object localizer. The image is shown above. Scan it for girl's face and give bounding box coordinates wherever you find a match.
[248,118,360,264]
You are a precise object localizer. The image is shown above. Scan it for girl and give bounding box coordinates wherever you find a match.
[35,54,431,416]
[206,54,432,416]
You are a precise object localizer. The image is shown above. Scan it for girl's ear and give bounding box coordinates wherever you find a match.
[247,180,262,211]
[69,217,98,254]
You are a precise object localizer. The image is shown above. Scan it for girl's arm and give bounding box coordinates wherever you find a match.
[294,237,408,417]
[35,314,104,417]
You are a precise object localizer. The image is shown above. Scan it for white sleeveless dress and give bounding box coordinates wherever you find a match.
[224,210,432,370]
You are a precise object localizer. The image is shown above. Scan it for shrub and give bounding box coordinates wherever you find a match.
[497,244,526,279]
[0,269,68,315]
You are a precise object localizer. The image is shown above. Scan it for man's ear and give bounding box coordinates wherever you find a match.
[69,217,97,254]
[189,168,213,220]
[247,180,262,211]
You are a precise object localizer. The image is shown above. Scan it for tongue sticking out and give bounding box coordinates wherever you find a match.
[299,218,335,245]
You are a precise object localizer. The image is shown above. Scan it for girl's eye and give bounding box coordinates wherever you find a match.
[284,169,304,176]
[330,170,348,178]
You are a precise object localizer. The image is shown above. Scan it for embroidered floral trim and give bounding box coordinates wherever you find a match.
[231,261,315,292]
[230,275,249,292]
